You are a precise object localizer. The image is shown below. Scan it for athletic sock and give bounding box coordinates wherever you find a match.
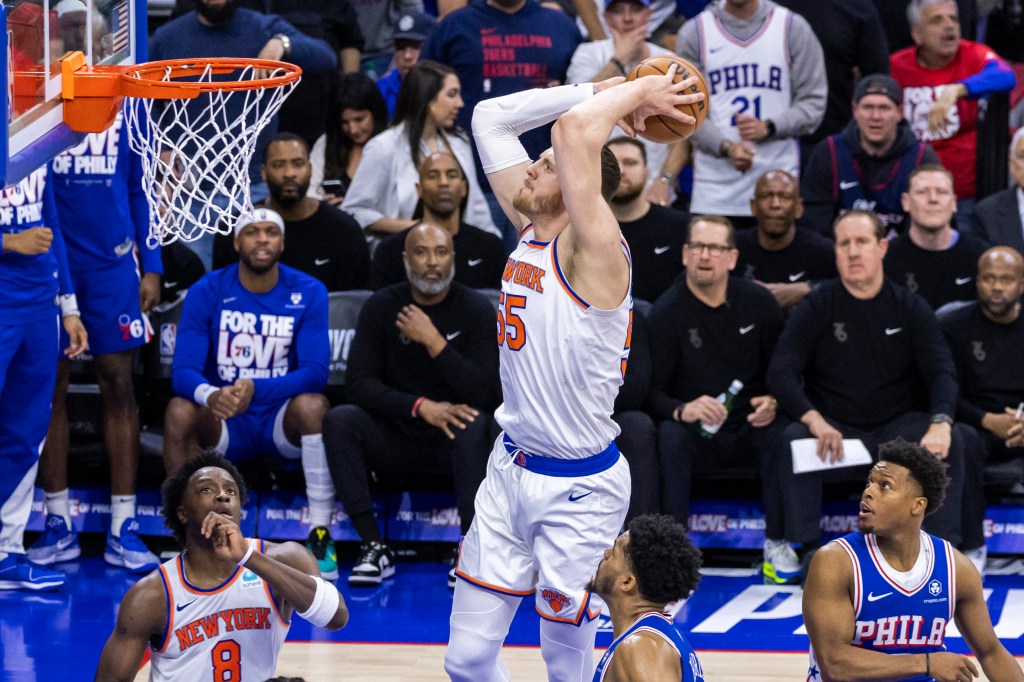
[45,489,72,529]
[111,495,136,535]
[301,434,336,529]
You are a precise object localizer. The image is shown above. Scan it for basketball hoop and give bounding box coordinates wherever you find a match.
[60,52,301,246]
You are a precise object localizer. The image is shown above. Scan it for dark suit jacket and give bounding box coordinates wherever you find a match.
[973,187,1024,255]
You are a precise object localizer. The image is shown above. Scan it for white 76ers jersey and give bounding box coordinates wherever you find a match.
[151,539,290,682]
[692,7,799,216]
[494,229,632,459]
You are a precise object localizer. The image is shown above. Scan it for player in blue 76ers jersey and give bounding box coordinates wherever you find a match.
[803,439,1023,682]
[445,70,704,680]
[94,452,348,681]
[590,514,704,682]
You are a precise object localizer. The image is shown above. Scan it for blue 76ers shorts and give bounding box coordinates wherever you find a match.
[59,257,151,356]
[212,399,301,462]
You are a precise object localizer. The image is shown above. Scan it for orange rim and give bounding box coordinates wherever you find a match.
[120,57,302,92]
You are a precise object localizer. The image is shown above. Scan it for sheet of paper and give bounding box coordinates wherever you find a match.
[791,438,872,474]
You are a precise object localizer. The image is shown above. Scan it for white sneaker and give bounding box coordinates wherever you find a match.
[763,539,801,584]
[964,545,987,579]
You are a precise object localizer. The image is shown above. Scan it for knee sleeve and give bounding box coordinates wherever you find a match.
[444,582,519,682]
[540,616,599,682]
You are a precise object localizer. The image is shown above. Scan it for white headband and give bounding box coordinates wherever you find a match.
[235,208,286,236]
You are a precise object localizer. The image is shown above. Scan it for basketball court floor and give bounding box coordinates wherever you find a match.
[5,551,1024,681]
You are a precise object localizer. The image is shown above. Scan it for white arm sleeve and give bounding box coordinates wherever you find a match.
[471,83,595,174]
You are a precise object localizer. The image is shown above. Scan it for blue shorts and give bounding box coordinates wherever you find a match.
[212,399,301,462]
[60,257,151,356]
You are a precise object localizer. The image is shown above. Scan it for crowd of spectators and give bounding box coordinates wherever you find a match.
[4,0,1024,593]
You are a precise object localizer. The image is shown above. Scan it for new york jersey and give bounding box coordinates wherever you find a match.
[693,7,798,216]
[807,531,955,682]
[594,612,704,682]
[494,229,631,459]
[151,539,290,682]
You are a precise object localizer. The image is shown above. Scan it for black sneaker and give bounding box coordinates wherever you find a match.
[448,545,459,589]
[349,541,396,586]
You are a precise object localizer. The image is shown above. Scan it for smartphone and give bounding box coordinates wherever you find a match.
[322,179,345,195]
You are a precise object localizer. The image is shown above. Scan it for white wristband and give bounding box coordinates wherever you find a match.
[194,384,218,407]
[237,543,255,566]
[298,575,341,628]
[59,294,80,317]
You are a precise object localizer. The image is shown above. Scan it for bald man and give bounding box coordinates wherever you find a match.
[322,223,499,587]
[938,246,1024,575]
[734,170,837,312]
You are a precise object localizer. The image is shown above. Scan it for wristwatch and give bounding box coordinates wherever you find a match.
[764,119,776,139]
[930,413,954,426]
[273,33,291,58]
[719,139,733,158]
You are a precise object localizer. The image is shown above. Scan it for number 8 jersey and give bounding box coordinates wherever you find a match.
[494,229,632,459]
[151,539,289,682]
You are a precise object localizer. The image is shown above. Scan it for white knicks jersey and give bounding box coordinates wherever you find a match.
[494,228,632,459]
[151,539,290,682]
[691,7,799,216]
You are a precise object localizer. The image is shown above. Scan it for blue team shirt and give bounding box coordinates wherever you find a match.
[0,166,75,321]
[808,531,955,682]
[594,612,704,682]
[172,263,329,406]
[50,111,161,275]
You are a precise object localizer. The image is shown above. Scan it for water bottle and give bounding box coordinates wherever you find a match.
[699,379,744,438]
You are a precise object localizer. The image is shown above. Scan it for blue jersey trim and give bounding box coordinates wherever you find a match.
[502,435,620,476]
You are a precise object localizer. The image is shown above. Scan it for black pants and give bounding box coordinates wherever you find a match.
[658,418,786,538]
[613,410,660,522]
[774,412,965,546]
[960,424,1018,551]
[321,405,492,539]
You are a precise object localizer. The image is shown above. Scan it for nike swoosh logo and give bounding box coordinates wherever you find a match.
[866,591,892,602]
[176,600,197,611]
[568,491,593,502]
[315,258,330,266]
[955,276,971,285]
[467,259,483,266]
[709,46,724,53]
[739,324,755,334]
[840,181,859,190]
[223,297,237,304]
[163,281,178,289]
[788,272,806,282]
[446,331,462,340]
[654,246,671,255]
[885,327,902,335]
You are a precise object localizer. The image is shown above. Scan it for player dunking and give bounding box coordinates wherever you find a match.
[445,72,703,681]
[94,451,348,681]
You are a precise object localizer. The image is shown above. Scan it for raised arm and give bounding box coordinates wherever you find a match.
[953,551,1024,681]
[552,71,702,309]
[94,574,167,682]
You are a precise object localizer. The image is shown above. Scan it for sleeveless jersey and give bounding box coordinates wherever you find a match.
[594,611,705,682]
[807,531,955,682]
[151,539,290,682]
[494,228,631,459]
[692,7,798,216]
[829,134,925,233]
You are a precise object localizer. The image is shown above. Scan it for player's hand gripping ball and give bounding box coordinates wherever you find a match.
[625,55,709,144]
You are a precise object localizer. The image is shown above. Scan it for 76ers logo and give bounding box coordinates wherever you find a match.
[118,314,144,340]
[541,587,573,614]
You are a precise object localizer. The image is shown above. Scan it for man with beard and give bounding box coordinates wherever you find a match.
[369,151,505,290]
[938,247,1024,576]
[802,439,1021,682]
[322,223,499,588]
[163,210,340,579]
[607,137,687,303]
[588,515,704,682]
[213,133,370,291]
[149,0,337,269]
[735,170,836,313]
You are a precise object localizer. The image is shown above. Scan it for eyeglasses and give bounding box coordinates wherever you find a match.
[686,242,733,257]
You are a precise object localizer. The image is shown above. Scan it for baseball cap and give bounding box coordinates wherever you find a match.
[393,13,435,43]
[54,0,87,17]
[605,0,651,8]
[235,208,285,236]
[854,74,903,105]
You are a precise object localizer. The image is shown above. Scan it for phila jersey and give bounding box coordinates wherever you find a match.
[151,539,290,682]
[494,228,631,459]
[692,7,798,216]
[594,612,704,682]
[807,531,955,682]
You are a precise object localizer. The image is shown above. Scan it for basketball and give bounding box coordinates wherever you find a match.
[624,55,709,144]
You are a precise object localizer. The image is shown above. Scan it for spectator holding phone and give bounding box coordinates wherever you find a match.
[309,73,389,206]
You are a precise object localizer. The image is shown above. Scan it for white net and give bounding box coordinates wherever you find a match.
[123,61,300,247]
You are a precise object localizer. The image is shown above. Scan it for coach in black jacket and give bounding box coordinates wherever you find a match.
[766,210,966,564]
[971,130,1024,255]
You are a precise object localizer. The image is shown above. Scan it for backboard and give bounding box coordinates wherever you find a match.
[1,0,144,188]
